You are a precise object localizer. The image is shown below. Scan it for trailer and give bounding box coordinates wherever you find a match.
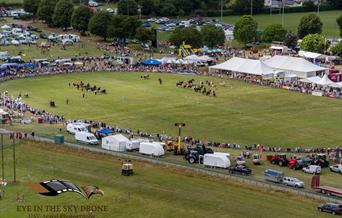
[311,175,342,198]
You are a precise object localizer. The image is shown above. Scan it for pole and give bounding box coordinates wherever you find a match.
[317,0,320,15]
[250,0,253,16]
[12,136,16,183]
[1,134,4,182]
[220,0,223,22]
[282,0,285,27]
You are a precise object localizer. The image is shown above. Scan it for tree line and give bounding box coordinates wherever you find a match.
[232,13,342,56]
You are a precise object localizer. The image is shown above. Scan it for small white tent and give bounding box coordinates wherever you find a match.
[102,134,129,152]
[314,74,333,86]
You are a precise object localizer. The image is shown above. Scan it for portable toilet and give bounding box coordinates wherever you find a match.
[54,135,64,144]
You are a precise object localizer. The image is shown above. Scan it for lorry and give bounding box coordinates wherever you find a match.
[203,152,230,169]
[264,169,284,183]
[311,175,342,198]
[75,132,98,145]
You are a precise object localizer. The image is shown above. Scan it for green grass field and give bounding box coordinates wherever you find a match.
[0,140,334,218]
[2,72,342,147]
[217,10,341,37]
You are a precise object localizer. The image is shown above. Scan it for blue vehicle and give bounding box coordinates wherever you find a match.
[264,169,284,183]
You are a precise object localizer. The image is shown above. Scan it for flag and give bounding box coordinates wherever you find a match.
[259,144,263,159]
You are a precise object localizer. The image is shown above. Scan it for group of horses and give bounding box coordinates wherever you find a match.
[70,81,106,94]
[176,79,216,97]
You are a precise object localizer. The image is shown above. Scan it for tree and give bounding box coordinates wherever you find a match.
[327,0,342,9]
[233,15,258,44]
[262,24,287,43]
[23,0,40,17]
[118,0,138,15]
[337,15,342,38]
[139,0,157,15]
[169,27,203,48]
[53,0,74,29]
[331,41,342,56]
[297,14,323,39]
[284,31,298,49]
[88,11,113,40]
[300,34,325,53]
[232,0,264,14]
[159,2,177,16]
[71,5,93,34]
[201,24,225,48]
[37,0,57,26]
[108,16,142,43]
[136,27,154,43]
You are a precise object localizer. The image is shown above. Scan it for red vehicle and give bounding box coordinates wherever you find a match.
[311,175,342,198]
[266,153,289,167]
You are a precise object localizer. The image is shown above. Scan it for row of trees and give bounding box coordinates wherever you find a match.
[169,24,225,49]
[233,13,342,54]
[117,0,341,17]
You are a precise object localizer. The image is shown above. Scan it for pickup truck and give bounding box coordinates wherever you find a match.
[228,166,252,176]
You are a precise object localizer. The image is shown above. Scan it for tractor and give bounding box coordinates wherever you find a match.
[185,144,213,164]
[252,154,261,165]
[289,157,313,170]
[267,153,289,167]
[312,153,330,168]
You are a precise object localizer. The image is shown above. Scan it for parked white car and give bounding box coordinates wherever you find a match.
[282,177,304,188]
[302,165,321,174]
[329,164,342,174]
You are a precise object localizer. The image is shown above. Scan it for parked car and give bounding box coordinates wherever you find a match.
[330,164,342,174]
[317,203,342,215]
[302,165,321,174]
[40,32,47,39]
[282,177,304,188]
[89,0,99,7]
[228,166,252,176]
[106,8,114,13]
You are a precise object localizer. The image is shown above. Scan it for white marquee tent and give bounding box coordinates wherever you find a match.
[209,57,277,77]
[263,55,327,78]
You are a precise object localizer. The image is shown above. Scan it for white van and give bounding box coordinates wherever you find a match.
[67,123,89,134]
[302,165,321,174]
[203,152,231,168]
[139,142,165,157]
[75,132,98,145]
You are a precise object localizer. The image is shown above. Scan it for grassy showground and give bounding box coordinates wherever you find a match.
[0,141,333,218]
[217,10,341,37]
[2,72,342,147]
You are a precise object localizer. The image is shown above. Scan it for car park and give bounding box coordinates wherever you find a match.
[317,203,342,215]
[282,177,304,188]
[330,164,342,174]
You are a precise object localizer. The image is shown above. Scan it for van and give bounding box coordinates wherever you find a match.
[66,123,89,134]
[302,165,321,174]
[264,169,284,183]
[203,152,231,168]
[75,132,98,145]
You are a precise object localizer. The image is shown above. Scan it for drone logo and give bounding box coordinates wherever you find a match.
[28,179,104,199]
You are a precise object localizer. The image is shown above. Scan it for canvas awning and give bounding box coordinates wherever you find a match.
[298,51,324,59]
